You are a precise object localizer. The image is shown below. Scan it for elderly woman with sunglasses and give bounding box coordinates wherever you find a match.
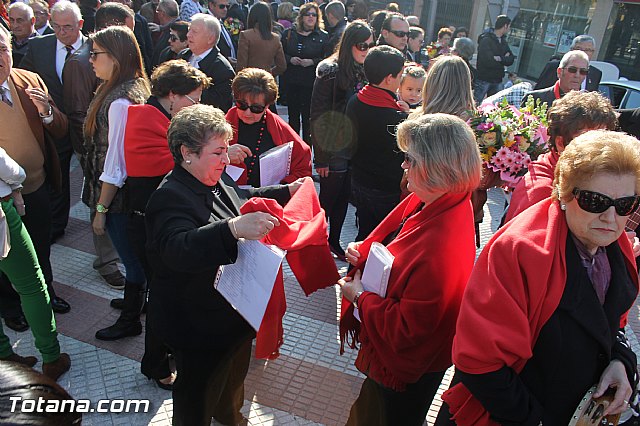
[310,20,371,260]
[226,68,311,187]
[440,130,640,425]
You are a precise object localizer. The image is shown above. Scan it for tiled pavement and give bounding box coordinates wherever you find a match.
[5,153,640,425]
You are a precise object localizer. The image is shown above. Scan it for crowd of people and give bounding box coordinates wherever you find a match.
[2,0,640,424]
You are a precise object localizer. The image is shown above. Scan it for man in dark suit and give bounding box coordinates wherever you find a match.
[534,35,602,92]
[180,13,234,111]
[20,0,85,246]
[30,0,55,36]
[0,23,69,330]
[522,50,589,109]
[150,0,179,67]
[207,0,236,67]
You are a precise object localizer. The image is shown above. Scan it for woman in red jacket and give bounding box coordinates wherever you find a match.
[339,113,482,425]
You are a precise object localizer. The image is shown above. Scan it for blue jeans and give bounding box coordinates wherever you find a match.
[474,79,503,104]
[106,213,145,285]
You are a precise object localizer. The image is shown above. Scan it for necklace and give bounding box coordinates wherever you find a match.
[245,115,267,182]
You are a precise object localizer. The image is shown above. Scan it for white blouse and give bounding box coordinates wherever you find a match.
[99,98,131,188]
[0,147,26,198]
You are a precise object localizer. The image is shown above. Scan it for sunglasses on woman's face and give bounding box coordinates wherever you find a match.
[572,188,640,216]
[403,152,416,167]
[303,12,318,17]
[564,66,589,76]
[354,41,376,51]
[236,99,266,114]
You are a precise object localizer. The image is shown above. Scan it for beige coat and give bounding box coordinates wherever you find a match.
[237,28,286,76]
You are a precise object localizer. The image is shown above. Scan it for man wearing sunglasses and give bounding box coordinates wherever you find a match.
[377,12,410,58]
[522,50,589,109]
[207,0,236,66]
[534,35,602,92]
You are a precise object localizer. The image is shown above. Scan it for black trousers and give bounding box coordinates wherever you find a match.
[286,82,313,145]
[319,169,351,246]
[346,370,447,426]
[0,183,56,318]
[50,146,73,238]
[171,338,252,426]
[350,179,400,242]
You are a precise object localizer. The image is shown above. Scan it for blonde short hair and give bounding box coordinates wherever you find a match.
[553,130,640,202]
[397,113,482,193]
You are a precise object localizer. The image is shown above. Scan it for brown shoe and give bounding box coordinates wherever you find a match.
[42,353,71,381]
[0,352,37,367]
[101,271,125,290]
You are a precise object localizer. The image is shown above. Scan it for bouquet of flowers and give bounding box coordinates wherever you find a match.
[425,42,449,59]
[469,97,550,188]
[224,17,244,40]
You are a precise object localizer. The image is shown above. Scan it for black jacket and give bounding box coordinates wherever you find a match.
[534,60,602,91]
[326,18,347,56]
[521,85,558,109]
[281,27,329,87]
[346,86,408,193]
[179,48,235,111]
[619,107,640,139]
[145,166,290,350]
[476,31,514,83]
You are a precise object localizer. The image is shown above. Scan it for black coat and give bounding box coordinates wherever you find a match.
[461,237,637,425]
[476,31,514,83]
[281,27,330,87]
[619,107,640,139]
[521,85,557,109]
[179,47,235,111]
[145,166,290,350]
[534,60,602,91]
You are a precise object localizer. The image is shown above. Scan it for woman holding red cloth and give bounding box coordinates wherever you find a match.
[339,113,482,425]
[438,130,640,425]
[226,68,312,187]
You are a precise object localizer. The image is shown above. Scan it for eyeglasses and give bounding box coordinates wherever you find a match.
[217,4,230,9]
[303,13,318,17]
[184,94,200,105]
[89,50,108,60]
[236,99,266,114]
[389,30,409,38]
[34,11,49,16]
[354,41,376,51]
[564,66,589,76]
[169,34,183,42]
[403,152,416,167]
[572,188,640,216]
[51,23,76,33]
[578,47,595,53]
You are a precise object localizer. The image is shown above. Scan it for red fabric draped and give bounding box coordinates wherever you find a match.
[123,104,174,177]
[339,192,476,390]
[240,178,340,359]
[226,107,312,185]
[442,198,638,425]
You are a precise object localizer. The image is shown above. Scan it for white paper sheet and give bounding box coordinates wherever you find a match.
[214,239,286,330]
[259,142,293,186]
[355,242,394,322]
[225,165,244,182]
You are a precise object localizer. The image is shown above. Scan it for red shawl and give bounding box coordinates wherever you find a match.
[442,198,639,425]
[339,192,476,391]
[226,107,312,185]
[503,150,558,223]
[356,84,404,110]
[123,104,174,177]
[240,178,340,359]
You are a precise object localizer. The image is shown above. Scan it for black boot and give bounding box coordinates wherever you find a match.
[95,280,145,341]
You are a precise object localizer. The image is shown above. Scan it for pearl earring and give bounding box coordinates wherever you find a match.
[560,203,567,211]
[185,159,192,165]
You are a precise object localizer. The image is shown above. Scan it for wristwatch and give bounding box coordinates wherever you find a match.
[96,203,109,213]
[353,291,364,309]
[38,104,53,118]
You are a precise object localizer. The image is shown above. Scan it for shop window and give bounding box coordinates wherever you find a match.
[602,3,640,81]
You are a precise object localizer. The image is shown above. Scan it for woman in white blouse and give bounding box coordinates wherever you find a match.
[0,147,70,381]
[82,26,151,341]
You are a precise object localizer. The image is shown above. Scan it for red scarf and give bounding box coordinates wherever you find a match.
[123,104,174,177]
[226,107,312,185]
[503,150,559,223]
[0,3,8,23]
[339,192,476,390]
[356,84,404,110]
[553,80,562,100]
[240,179,340,359]
[441,198,638,425]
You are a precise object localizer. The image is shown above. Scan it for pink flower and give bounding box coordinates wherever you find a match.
[477,122,493,132]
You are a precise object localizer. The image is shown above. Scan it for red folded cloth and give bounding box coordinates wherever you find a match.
[240,178,340,358]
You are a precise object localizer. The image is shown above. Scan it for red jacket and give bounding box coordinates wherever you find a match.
[340,192,476,390]
[226,107,312,185]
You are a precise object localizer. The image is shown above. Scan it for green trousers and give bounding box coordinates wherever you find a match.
[0,200,60,363]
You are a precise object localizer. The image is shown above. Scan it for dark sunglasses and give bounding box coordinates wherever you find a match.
[355,41,376,51]
[303,12,318,17]
[389,30,409,38]
[572,188,640,216]
[236,99,266,114]
[218,4,230,9]
[564,66,589,76]
[169,34,184,42]
[89,50,108,60]
[403,152,416,166]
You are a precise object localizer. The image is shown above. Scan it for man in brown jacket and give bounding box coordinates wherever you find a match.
[0,24,69,331]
